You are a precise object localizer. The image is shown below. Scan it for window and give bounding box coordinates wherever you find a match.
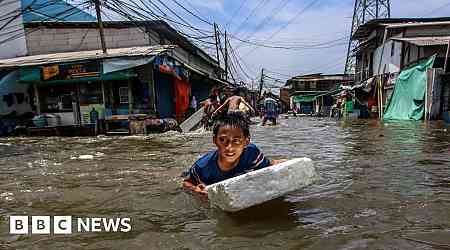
[119,87,129,104]
[15,93,24,104]
[3,94,14,107]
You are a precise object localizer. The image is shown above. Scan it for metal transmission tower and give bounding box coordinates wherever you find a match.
[344,0,391,74]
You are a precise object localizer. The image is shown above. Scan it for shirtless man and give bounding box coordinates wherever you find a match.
[212,88,255,117]
[202,94,219,129]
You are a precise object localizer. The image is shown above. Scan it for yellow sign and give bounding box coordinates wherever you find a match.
[42,65,59,80]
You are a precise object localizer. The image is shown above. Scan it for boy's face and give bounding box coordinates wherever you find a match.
[213,125,250,167]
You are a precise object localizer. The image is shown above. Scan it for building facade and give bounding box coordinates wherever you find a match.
[0,0,226,135]
[352,17,450,120]
[286,74,353,115]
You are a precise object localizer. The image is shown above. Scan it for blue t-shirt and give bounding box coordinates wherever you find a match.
[187,144,271,185]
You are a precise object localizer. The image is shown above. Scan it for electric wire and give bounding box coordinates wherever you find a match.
[169,0,212,25]
[238,0,294,45]
[0,1,92,46]
[225,0,248,28]
[232,0,270,36]
[244,0,321,56]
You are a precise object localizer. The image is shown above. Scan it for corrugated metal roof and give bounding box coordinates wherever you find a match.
[352,17,450,40]
[0,45,176,69]
[391,36,450,46]
[386,21,450,29]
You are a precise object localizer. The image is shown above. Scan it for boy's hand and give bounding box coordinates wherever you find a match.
[194,183,208,195]
[270,159,288,165]
[183,180,208,195]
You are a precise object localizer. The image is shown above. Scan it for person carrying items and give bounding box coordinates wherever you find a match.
[212,88,255,119]
[261,93,279,126]
[202,94,219,130]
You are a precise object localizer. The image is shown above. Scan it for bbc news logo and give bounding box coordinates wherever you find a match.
[9,216,132,234]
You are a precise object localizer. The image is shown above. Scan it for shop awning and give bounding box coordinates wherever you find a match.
[391,36,450,47]
[293,95,317,103]
[103,56,156,74]
[19,66,137,84]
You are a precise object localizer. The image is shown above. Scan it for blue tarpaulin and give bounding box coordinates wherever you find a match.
[21,0,96,22]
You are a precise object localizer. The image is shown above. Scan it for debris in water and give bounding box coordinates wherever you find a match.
[78,155,94,160]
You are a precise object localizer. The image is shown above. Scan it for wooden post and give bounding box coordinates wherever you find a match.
[444,38,450,72]
[101,80,106,106]
[148,66,157,112]
[425,70,429,121]
[376,27,388,120]
[128,79,133,114]
[380,77,384,120]
[33,83,41,114]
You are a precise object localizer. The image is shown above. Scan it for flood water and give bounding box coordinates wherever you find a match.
[0,117,449,250]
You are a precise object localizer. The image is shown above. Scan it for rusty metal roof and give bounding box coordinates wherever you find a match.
[0,45,175,69]
[391,36,450,46]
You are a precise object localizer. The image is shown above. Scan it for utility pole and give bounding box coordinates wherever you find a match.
[258,68,264,98]
[224,30,228,81]
[213,23,221,77]
[344,0,390,74]
[94,0,107,54]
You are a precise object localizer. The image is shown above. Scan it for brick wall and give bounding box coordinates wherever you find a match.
[25,27,159,55]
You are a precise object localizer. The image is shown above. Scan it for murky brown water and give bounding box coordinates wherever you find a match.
[0,118,449,250]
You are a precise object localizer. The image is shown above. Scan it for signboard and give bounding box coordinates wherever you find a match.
[41,61,100,81]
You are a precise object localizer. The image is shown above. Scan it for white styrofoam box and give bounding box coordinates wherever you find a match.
[205,158,318,212]
[180,107,204,132]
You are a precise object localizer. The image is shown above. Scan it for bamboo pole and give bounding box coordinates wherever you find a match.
[380,77,384,120]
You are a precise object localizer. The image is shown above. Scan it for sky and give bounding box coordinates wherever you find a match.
[90,0,450,88]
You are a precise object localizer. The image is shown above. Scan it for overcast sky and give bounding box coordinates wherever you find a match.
[98,0,450,87]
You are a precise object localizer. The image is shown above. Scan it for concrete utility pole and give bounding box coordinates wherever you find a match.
[224,30,228,81]
[213,23,221,71]
[258,68,264,98]
[94,0,107,54]
[344,0,391,74]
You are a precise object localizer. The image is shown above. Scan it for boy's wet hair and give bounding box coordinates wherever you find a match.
[213,112,250,138]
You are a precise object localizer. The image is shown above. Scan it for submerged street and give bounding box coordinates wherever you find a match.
[0,117,449,249]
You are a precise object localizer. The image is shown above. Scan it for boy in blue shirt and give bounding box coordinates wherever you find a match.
[183,113,285,195]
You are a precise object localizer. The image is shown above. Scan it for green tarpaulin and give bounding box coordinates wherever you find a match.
[383,55,435,121]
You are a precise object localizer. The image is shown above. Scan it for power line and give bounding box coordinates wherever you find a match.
[244,0,321,56]
[225,0,248,28]
[183,1,211,23]
[105,0,214,45]
[238,0,294,45]
[152,0,210,36]
[0,1,93,45]
[169,0,212,25]
[109,0,212,36]
[232,0,270,36]
[217,25,256,81]
[230,34,348,50]
[228,39,254,80]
